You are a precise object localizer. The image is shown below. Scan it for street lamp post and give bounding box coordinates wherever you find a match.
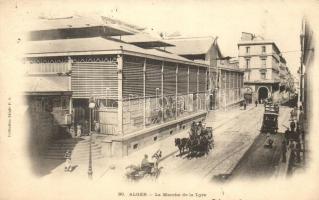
[88,97,96,180]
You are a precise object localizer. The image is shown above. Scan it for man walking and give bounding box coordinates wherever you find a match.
[281,140,287,162]
[296,141,301,163]
[290,120,296,133]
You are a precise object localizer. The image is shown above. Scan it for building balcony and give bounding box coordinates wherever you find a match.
[259,53,267,59]
[259,68,267,73]
[242,53,252,58]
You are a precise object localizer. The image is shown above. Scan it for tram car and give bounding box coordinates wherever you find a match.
[261,104,279,134]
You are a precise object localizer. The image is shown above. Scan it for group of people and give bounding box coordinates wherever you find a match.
[189,121,213,150]
[281,106,304,166]
[189,121,204,139]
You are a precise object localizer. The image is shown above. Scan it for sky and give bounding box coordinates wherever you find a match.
[3,0,319,78]
[91,0,309,77]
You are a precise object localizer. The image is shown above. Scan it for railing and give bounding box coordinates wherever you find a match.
[99,123,117,135]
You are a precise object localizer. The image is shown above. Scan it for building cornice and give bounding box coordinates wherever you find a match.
[25,49,209,68]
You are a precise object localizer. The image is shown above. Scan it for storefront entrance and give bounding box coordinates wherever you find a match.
[72,99,91,135]
[258,87,269,103]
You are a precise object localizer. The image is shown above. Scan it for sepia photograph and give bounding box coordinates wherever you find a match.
[0,0,318,199]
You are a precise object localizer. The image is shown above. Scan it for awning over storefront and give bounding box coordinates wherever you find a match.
[25,76,72,96]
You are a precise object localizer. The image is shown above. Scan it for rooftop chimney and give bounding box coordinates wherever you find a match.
[241,32,254,41]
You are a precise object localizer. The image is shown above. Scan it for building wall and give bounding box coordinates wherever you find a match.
[238,44,282,83]
[121,55,208,135]
[218,69,244,108]
[301,18,315,119]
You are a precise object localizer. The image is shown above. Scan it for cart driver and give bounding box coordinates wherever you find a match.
[141,154,154,173]
[197,121,203,135]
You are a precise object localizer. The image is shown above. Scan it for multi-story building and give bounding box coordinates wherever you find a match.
[300,17,315,121]
[24,16,209,157]
[238,32,290,104]
[164,36,244,110]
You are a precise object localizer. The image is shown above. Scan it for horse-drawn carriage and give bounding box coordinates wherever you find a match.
[261,104,279,134]
[175,121,214,158]
[125,150,163,181]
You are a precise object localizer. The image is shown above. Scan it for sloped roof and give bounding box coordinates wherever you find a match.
[25,37,139,54]
[24,37,206,66]
[101,16,146,33]
[25,76,70,93]
[28,15,134,40]
[113,33,175,48]
[164,37,216,55]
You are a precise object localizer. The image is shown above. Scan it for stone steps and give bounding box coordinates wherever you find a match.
[42,137,104,161]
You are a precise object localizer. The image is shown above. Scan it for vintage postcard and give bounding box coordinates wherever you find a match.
[0,0,318,199]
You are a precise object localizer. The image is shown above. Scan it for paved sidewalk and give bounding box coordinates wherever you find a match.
[42,104,255,180]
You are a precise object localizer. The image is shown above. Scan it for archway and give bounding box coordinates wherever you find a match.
[258,87,269,103]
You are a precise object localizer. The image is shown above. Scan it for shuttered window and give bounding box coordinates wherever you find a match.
[163,62,176,95]
[177,65,188,95]
[189,66,198,93]
[198,68,207,92]
[146,59,162,97]
[123,56,144,98]
[71,62,118,99]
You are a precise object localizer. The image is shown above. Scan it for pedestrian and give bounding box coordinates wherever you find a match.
[299,109,304,124]
[284,128,290,145]
[296,123,301,140]
[299,105,303,111]
[290,120,296,133]
[255,100,258,107]
[94,120,100,132]
[69,124,75,138]
[296,141,301,163]
[64,150,72,172]
[76,124,82,138]
[281,140,287,163]
[243,101,247,110]
[289,148,296,166]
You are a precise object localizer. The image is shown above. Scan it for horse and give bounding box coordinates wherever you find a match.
[175,138,189,156]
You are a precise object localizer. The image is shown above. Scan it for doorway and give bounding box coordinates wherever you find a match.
[258,87,269,103]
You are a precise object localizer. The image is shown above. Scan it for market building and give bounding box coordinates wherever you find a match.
[24,16,209,157]
[164,36,244,110]
[238,32,293,104]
